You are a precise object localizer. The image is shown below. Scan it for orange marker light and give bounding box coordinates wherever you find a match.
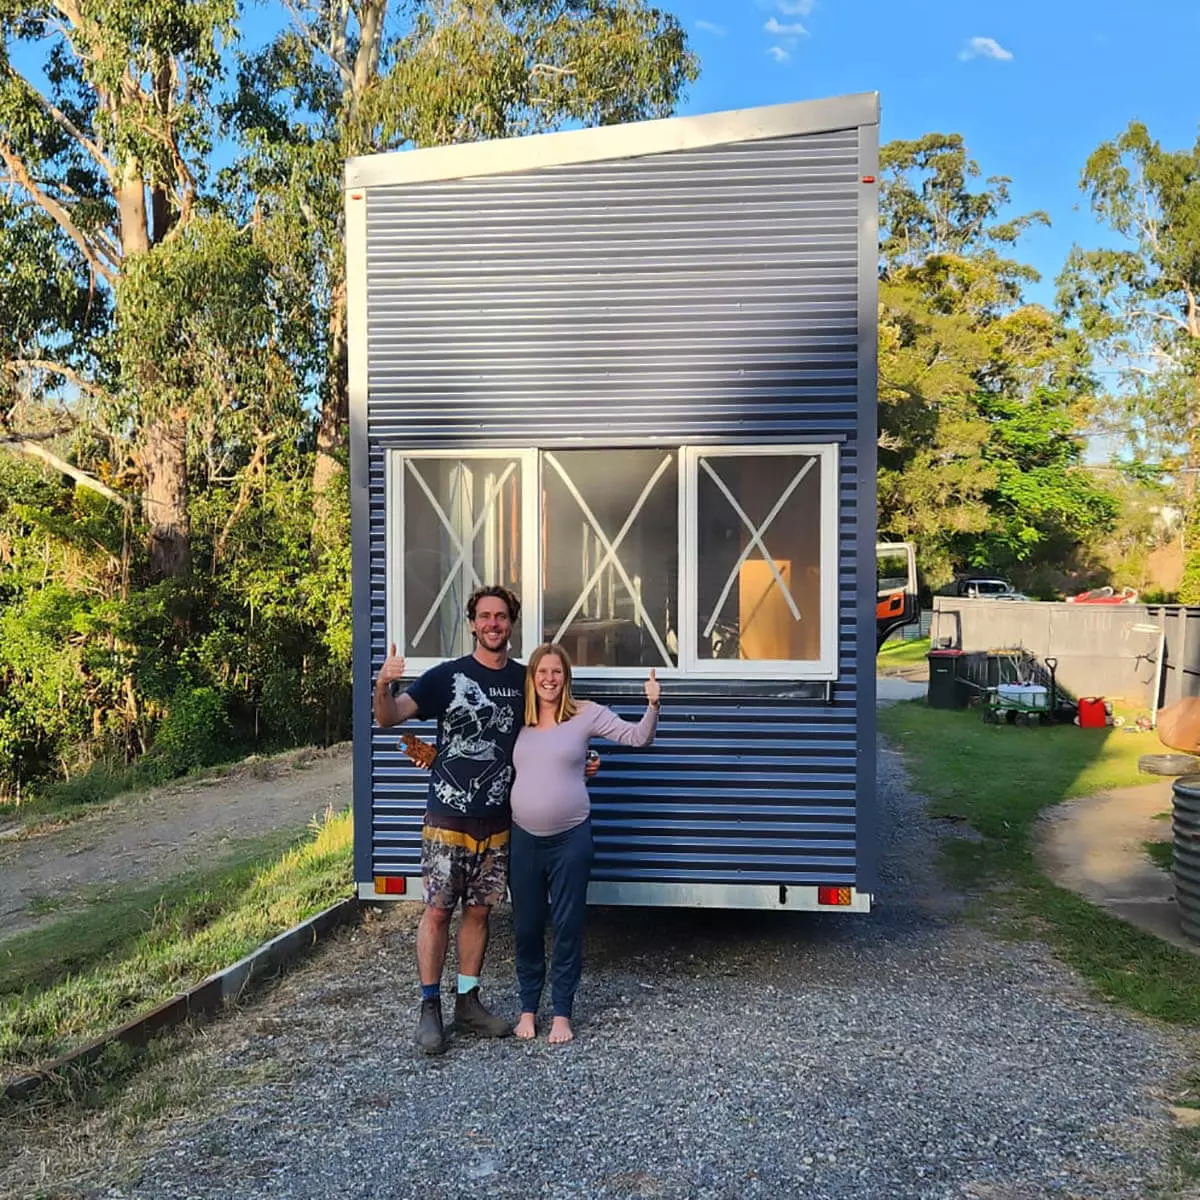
[818,886,852,906]
[861,176,876,184]
[374,875,407,895]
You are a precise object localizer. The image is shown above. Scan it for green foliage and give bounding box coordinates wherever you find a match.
[149,687,232,775]
[0,195,106,384]
[370,1,699,148]
[1058,123,1200,394]
[0,444,353,803]
[39,761,159,814]
[881,133,1049,270]
[1059,121,1200,579]
[1180,502,1200,604]
[969,388,1120,568]
[878,134,1119,586]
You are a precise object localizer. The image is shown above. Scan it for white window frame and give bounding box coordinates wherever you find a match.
[681,443,839,681]
[385,442,840,681]
[385,448,539,673]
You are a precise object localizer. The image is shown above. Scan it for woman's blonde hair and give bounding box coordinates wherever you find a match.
[524,642,579,726]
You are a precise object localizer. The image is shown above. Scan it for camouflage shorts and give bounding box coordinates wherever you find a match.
[421,825,510,910]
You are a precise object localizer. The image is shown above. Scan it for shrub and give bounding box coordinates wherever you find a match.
[150,687,234,775]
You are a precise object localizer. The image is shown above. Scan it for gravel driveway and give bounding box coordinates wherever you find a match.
[60,745,1196,1198]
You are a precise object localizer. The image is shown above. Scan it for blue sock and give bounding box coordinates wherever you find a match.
[421,982,440,1002]
[457,974,480,995]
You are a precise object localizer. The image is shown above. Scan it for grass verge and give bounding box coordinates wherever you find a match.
[0,808,352,1076]
[879,701,1200,1025]
[877,636,931,669]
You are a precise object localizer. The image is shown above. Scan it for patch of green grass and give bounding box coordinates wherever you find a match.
[879,701,1149,841]
[876,636,931,669]
[1145,840,1173,872]
[24,895,66,918]
[1021,874,1200,1025]
[40,760,170,811]
[880,701,1200,1025]
[0,830,301,999]
[0,809,352,1072]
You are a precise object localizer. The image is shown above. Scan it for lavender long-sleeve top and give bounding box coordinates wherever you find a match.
[510,701,658,837]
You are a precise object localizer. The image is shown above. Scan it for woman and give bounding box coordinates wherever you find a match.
[509,643,660,1044]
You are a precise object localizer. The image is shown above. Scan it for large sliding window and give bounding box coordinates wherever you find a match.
[387,443,838,678]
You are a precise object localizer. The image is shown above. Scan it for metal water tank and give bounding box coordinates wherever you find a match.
[1172,775,1200,942]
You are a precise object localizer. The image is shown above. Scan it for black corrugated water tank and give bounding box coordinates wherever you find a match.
[1172,774,1200,941]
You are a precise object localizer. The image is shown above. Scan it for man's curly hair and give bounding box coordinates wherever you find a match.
[466,584,521,624]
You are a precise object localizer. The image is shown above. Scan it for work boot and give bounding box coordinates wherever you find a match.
[415,997,446,1055]
[454,987,512,1038]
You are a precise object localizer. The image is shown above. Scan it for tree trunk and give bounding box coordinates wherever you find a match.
[151,184,174,243]
[142,413,191,579]
[118,154,191,577]
[312,277,348,549]
[116,161,150,256]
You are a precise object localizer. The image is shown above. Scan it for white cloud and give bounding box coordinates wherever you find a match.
[958,36,1014,62]
[776,0,815,13]
[765,16,807,36]
[767,45,791,63]
[695,19,727,36]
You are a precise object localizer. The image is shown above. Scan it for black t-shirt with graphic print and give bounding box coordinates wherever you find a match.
[405,654,526,829]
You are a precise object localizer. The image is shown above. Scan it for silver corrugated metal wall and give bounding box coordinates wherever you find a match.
[353,115,877,896]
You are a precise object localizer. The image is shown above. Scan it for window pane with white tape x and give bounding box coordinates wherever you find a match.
[696,451,823,662]
[400,456,523,659]
[542,449,678,668]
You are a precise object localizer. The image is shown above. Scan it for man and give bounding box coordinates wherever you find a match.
[373,584,528,1055]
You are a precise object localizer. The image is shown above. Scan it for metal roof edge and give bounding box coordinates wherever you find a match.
[344,91,879,191]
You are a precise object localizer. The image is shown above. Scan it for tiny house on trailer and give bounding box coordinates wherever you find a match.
[348,93,883,912]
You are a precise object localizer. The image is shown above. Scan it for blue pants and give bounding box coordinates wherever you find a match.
[509,820,593,1019]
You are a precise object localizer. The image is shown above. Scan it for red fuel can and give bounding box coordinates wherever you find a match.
[1078,697,1107,728]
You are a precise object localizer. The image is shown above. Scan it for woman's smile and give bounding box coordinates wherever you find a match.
[534,657,565,702]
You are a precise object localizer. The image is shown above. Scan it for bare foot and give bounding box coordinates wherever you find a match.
[514,1012,537,1040]
[548,1016,574,1044]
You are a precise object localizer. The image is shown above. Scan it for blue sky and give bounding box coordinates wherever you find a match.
[672,0,1200,309]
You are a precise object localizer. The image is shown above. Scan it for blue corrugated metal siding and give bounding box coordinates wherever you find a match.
[364,127,869,891]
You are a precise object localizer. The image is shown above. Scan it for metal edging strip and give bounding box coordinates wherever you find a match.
[2,898,360,1103]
